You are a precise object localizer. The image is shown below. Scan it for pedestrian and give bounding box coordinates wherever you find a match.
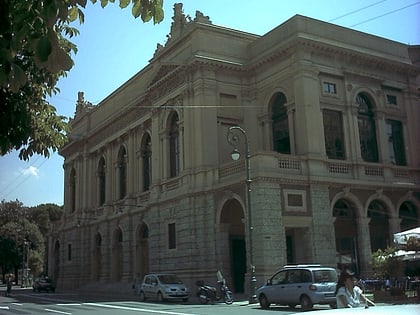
[132,273,142,295]
[5,275,12,297]
[335,269,375,308]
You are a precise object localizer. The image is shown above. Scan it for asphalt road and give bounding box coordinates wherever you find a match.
[0,286,333,315]
[1,286,419,315]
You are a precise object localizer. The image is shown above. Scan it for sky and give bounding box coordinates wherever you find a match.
[0,0,419,207]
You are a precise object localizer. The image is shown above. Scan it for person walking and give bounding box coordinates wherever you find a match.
[5,275,12,297]
[132,273,142,295]
[335,269,375,308]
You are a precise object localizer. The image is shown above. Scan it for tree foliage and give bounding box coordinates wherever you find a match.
[0,200,61,279]
[29,203,64,237]
[371,247,403,279]
[0,0,164,160]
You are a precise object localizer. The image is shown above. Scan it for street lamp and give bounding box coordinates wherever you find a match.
[226,125,256,303]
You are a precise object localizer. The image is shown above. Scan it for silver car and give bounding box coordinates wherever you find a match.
[256,264,337,310]
[139,273,189,302]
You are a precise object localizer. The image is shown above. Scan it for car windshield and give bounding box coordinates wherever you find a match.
[313,270,337,283]
[158,275,183,284]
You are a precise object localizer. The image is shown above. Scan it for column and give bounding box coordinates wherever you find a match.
[356,216,373,278]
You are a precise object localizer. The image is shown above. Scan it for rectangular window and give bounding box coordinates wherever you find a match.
[323,82,336,94]
[68,244,72,261]
[287,194,303,207]
[284,190,306,212]
[168,223,176,249]
[323,109,345,160]
[386,94,397,105]
[386,119,406,165]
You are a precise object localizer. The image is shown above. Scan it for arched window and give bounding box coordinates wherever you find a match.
[399,201,419,231]
[70,168,76,213]
[118,146,127,199]
[271,93,290,154]
[169,112,180,177]
[357,93,378,162]
[141,134,152,191]
[98,157,106,206]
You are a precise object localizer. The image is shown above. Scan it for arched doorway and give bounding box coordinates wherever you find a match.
[333,199,359,272]
[135,223,149,278]
[111,227,123,282]
[92,233,102,281]
[220,199,245,293]
[368,200,390,251]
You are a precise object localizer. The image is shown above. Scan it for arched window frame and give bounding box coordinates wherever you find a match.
[141,133,152,191]
[168,112,180,178]
[97,157,106,206]
[356,93,379,163]
[117,146,127,199]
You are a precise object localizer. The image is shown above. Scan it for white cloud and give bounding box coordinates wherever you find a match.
[22,166,40,177]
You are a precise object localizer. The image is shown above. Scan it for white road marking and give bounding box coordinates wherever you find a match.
[44,308,72,315]
[85,302,197,315]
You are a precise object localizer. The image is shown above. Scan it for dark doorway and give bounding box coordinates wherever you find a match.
[231,237,246,293]
[286,232,295,264]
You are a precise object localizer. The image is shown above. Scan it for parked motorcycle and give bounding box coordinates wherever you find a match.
[196,270,233,304]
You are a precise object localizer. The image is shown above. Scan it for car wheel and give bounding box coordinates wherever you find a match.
[157,292,164,302]
[300,295,313,311]
[139,291,146,302]
[259,294,270,309]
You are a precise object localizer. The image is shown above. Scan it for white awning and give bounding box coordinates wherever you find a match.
[393,227,420,245]
[394,249,420,261]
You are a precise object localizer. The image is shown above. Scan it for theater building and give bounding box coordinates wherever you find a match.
[51,4,420,293]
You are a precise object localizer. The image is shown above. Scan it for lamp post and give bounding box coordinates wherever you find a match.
[226,125,256,303]
[22,240,28,287]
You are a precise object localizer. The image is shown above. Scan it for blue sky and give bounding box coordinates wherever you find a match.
[0,0,419,207]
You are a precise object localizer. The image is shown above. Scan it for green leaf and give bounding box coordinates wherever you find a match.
[8,63,27,92]
[119,0,130,9]
[55,48,74,71]
[68,6,79,22]
[77,0,88,7]
[36,37,52,62]
[100,0,108,8]
[132,0,142,18]
[141,9,152,22]
[78,9,85,24]
[153,5,164,24]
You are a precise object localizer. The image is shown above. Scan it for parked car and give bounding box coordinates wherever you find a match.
[33,277,55,293]
[139,273,189,302]
[256,264,337,310]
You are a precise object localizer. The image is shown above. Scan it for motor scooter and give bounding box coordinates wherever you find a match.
[196,270,233,304]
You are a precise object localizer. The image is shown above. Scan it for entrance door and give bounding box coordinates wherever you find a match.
[231,238,246,293]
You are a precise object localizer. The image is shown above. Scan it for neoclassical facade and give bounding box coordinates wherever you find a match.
[51,4,420,294]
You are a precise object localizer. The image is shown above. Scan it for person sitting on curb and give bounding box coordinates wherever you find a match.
[335,269,375,308]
